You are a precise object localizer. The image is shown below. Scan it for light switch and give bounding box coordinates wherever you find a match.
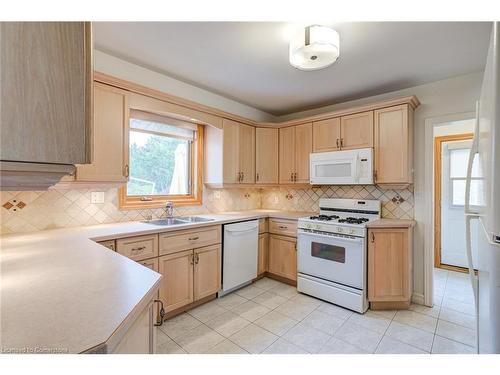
[91,191,105,204]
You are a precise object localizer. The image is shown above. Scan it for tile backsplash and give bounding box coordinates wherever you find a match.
[1,185,413,235]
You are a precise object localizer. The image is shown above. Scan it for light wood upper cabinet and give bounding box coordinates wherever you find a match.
[368,227,412,305]
[75,83,128,183]
[279,123,312,184]
[312,117,341,152]
[193,244,221,300]
[268,234,297,281]
[217,119,256,184]
[279,126,296,184]
[159,250,194,313]
[374,104,413,187]
[239,124,256,184]
[295,123,313,183]
[0,22,92,165]
[340,111,374,150]
[255,128,279,184]
[222,119,240,183]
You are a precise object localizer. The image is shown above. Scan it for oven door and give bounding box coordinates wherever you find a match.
[297,230,366,289]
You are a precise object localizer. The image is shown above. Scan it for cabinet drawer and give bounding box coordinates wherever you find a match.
[116,234,159,262]
[159,225,222,255]
[98,240,116,251]
[258,218,268,233]
[139,258,159,272]
[269,219,297,237]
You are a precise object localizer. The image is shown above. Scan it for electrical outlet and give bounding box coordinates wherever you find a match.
[90,192,105,204]
[213,191,221,199]
[273,195,279,204]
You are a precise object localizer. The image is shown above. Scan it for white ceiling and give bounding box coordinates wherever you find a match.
[94,22,491,116]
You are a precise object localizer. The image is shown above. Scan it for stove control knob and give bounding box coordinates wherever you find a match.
[306,223,312,229]
[349,229,355,234]
[337,227,343,233]
[315,224,321,230]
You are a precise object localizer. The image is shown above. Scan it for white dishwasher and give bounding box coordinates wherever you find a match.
[220,220,259,296]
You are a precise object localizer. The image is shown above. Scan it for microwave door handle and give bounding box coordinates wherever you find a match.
[352,154,359,182]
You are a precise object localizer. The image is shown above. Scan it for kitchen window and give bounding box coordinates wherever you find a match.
[119,110,203,209]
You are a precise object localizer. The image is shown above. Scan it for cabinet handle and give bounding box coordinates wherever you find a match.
[153,299,165,326]
[256,173,259,182]
[278,225,288,230]
[370,232,375,243]
[189,253,194,265]
[341,138,344,148]
[188,236,199,241]
[124,164,129,178]
[194,253,200,264]
[241,172,244,182]
[336,138,339,149]
[374,170,378,182]
[131,246,146,253]
[294,172,297,182]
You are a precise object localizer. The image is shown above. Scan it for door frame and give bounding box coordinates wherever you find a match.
[433,133,474,273]
[423,111,475,307]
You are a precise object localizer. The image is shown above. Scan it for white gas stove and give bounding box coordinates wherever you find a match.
[297,198,381,313]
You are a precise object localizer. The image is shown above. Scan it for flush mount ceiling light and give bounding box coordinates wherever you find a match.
[289,25,340,71]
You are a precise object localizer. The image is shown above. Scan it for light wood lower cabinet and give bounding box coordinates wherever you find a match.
[159,250,194,313]
[368,227,413,309]
[258,233,269,276]
[268,234,297,281]
[159,244,222,314]
[194,245,221,300]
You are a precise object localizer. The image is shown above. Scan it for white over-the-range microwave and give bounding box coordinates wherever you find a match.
[309,147,374,185]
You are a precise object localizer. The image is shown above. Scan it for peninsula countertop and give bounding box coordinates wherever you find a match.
[0,209,312,353]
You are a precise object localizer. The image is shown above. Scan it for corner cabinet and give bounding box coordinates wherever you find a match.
[255,128,279,184]
[279,123,312,184]
[374,104,413,188]
[368,225,413,309]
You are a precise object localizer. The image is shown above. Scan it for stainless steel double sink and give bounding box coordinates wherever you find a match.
[142,216,214,226]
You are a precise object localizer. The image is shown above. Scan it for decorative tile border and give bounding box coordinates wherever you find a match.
[1,185,413,235]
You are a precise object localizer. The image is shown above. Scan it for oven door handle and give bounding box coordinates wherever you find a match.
[298,230,364,244]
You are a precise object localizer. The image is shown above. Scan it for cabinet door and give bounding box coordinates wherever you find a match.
[294,123,312,183]
[279,127,296,184]
[239,124,256,184]
[0,22,92,164]
[312,118,341,152]
[258,233,269,276]
[222,119,240,183]
[194,244,221,300]
[368,228,410,302]
[77,83,128,182]
[255,128,279,184]
[268,235,297,281]
[340,111,374,150]
[159,250,194,313]
[374,105,411,184]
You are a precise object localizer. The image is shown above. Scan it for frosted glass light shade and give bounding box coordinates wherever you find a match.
[289,25,340,71]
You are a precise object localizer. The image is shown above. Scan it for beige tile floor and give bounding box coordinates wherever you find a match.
[156,269,477,354]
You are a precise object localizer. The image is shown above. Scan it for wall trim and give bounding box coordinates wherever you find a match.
[411,292,425,305]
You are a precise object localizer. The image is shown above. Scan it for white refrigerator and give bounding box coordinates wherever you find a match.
[466,21,500,354]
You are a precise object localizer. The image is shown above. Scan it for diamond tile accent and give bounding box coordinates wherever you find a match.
[1,184,413,234]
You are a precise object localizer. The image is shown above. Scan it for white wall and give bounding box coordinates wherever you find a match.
[280,72,484,300]
[94,50,277,123]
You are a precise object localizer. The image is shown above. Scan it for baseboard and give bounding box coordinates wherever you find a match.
[411,292,425,305]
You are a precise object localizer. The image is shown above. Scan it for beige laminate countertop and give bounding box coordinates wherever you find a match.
[0,209,311,354]
[366,218,416,228]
